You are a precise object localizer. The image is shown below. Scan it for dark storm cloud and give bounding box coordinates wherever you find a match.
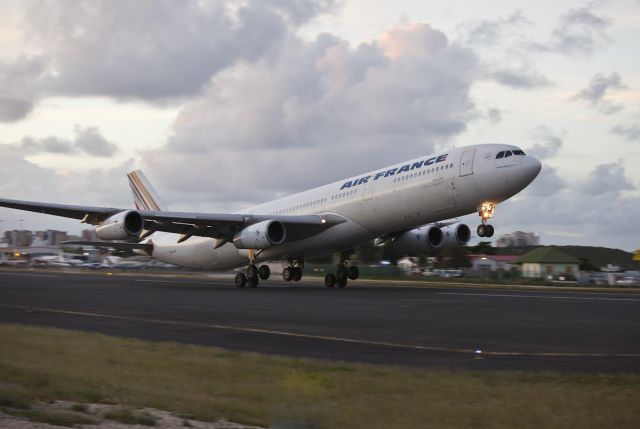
[19,126,118,157]
[571,72,626,115]
[19,0,338,102]
[527,126,563,160]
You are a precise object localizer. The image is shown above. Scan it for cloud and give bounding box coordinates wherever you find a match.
[72,126,119,157]
[578,160,635,195]
[141,24,480,208]
[571,72,626,114]
[525,166,567,196]
[527,125,563,160]
[489,67,552,89]
[611,118,640,142]
[455,11,531,48]
[18,0,337,103]
[532,4,612,57]
[494,161,639,251]
[455,12,552,89]
[0,56,47,122]
[19,126,118,157]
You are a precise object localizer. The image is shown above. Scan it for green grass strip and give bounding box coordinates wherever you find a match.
[0,323,638,428]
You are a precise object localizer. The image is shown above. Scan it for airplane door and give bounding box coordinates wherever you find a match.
[460,149,475,177]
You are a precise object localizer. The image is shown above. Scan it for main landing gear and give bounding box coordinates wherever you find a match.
[235,263,271,288]
[324,251,359,288]
[477,202,496,238]
[282,258,303,282]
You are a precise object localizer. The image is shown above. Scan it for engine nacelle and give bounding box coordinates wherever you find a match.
[440,223,471,247]
[233,220,286,249]
[95,210,144,241]
[391,225,443,254]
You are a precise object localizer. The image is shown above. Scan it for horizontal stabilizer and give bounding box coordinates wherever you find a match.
[61,240,153,255]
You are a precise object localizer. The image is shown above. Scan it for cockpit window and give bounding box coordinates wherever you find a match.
[513,149,526,155]
[496,151,505,159]
[504,151,513,158]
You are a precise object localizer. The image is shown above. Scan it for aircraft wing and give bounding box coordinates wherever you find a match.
[0,197,346,241]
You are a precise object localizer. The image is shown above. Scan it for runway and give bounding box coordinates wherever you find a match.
[1,269,639,372]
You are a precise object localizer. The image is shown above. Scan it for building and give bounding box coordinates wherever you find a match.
[517,247,580,279]
[469,254,519,271]
[495,231,540,248]
[3,230,33,247]
[31,230,69,246]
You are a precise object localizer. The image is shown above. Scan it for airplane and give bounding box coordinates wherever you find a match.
[0,144,541,288]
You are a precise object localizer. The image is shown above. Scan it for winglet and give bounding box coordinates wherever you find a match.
[127,170,165,212]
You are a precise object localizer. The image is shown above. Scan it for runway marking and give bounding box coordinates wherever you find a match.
[134,279,215,285]
[4,273,59,278]
[3,305,639,358]
[437,292,640,302]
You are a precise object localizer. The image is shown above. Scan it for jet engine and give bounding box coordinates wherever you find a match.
[440,223,471,247]
[233,220,286,249]
[390,225,443,254]
[95,210,144,240]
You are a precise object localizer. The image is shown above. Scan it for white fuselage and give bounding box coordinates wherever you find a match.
[151,144,541,269]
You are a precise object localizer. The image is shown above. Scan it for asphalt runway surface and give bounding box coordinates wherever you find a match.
[1,269,639,372]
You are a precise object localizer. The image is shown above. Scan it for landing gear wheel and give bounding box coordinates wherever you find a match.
[246,264,258,279]
[336,266,348,281]
[477,224,486,237]
[258,265,271,280]
[337,277,348,288]
[347,266,359,280]
[235,273,247,288]
[282,267,293,282]
[324,273,336,288]
[292,267,303,281]
[247,275,259,288]
[485,224,494,238]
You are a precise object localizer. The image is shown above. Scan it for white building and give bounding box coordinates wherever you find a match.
[495,231,540,248]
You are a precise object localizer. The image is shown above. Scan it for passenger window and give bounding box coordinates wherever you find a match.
[496,151,505,159]
[505,151,512,158]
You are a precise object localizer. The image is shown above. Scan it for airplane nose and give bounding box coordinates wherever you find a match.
[522,155,542,180]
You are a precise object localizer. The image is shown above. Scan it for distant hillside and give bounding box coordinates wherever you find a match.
[495,245,640,270]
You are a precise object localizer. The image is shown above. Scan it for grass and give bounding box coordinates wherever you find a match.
[104,407,157,426]
[0,323,638,429]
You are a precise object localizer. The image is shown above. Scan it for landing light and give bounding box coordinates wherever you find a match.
[479,202,495,221]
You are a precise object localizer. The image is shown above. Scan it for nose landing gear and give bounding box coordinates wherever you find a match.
[477,202,496,238]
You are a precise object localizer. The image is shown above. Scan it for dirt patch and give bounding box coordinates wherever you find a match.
[1,401,263,429]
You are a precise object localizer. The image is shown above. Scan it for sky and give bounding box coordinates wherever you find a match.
[0,0,639,251]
